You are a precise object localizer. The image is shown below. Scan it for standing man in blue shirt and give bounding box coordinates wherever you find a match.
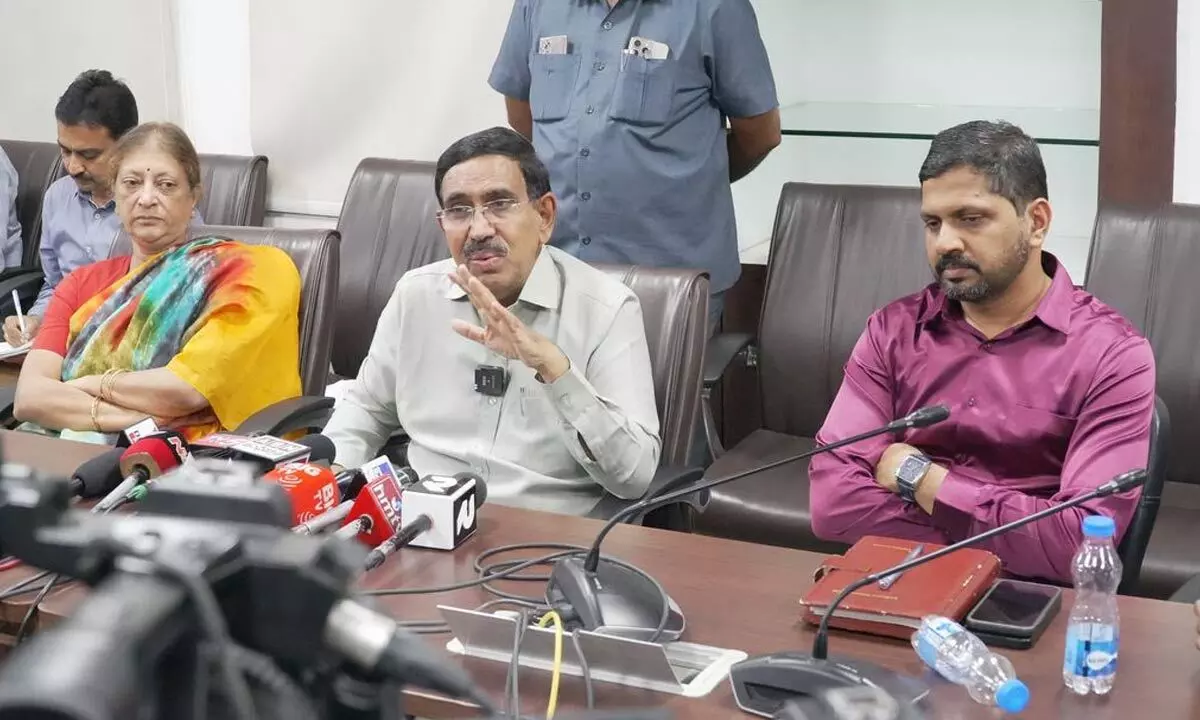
[489,0,781,332]
[3,70,138,346]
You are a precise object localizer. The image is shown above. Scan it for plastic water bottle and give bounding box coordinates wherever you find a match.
[1063,514,1122,695]
[912,615,1030,713]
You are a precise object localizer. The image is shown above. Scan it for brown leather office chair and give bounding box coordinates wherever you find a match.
[1085,202,1200,599]
[588,266,710,523]
[697,183,930,551]
[0,140,65,261]
[197,154,269,227]
[332,158,446,380]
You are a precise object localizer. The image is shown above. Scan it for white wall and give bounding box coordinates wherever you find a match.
[1176,0,1200,203]
[0,0,179,140]
[735,0,1102,276]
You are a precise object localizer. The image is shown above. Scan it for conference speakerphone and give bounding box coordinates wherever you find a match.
[438,606,746,698]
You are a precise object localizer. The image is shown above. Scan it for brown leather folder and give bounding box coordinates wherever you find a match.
[799,535,1001,640]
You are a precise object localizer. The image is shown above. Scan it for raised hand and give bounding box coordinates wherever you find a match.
[448,264,569,382]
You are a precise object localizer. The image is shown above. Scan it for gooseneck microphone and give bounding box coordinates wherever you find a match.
[584,405,950,573]
[546,406,951,642]
[810,468,1148,659]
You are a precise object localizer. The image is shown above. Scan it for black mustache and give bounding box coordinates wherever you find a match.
[936,254,980,274]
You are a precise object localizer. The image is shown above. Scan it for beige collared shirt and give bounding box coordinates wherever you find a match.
[324,246,661,516]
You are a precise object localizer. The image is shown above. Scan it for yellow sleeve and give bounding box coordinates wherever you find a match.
[167,245,303,430]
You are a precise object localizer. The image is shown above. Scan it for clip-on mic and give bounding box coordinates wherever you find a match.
[546,405,952,643]
[729,468,1148,717]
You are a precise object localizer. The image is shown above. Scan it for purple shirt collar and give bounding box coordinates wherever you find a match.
[915,251,1074,335]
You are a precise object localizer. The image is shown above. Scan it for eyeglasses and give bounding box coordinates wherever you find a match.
[437,198,529,228]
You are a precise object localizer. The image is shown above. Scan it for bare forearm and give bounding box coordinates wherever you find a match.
[103,368,208,418]
[727,111,781,182]
[14,376,147,432]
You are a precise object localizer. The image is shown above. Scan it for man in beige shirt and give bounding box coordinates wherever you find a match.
[323,127,661,515]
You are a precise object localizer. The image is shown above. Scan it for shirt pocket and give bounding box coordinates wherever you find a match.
[610,55,678,125]
[529,53,581,122]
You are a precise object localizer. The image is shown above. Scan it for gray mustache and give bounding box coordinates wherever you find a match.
[463,240,509,259]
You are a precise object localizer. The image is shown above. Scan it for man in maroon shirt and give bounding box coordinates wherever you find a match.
[808,121,1155,583]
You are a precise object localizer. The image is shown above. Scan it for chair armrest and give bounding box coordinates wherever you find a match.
[234,396,334,436]
[703,332,754,390]
[586,464,706,524]
[0,271,45,314]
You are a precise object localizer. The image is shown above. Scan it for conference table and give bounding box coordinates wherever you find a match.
[0,432,1196,719]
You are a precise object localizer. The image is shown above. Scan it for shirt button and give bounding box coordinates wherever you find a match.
[580,147,590,157]
[488,398,497,406]
[967,397,976,407]
[580,191,592,201]
[982,341,993,351]
[603,21,614,30]
[585,105,595,115]
[581,236,592,245]
[593,61,605,71]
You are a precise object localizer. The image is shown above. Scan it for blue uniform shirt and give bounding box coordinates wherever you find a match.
[489,0,778,293]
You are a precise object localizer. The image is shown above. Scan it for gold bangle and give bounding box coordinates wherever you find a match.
[90,396,103,432]
[100,368,125,402]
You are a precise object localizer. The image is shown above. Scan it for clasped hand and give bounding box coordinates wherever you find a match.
[448,265,570,383]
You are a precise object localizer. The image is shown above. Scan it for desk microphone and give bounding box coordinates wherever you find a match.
[294,458,417,536]
[545,405,951,642]
[67,448,125,499]
[728,467,1148,717]
[94,432,190,513]
[362,473,488,571]
[263,462,340,526]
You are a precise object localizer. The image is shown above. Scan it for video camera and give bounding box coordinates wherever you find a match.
[0,455,487,720]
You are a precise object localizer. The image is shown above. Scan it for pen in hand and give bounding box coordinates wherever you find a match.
[10,290,27,345]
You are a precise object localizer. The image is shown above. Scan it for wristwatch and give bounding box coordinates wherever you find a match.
[895,453,932,503]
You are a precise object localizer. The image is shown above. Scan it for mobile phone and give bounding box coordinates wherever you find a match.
[964,579,1062,649]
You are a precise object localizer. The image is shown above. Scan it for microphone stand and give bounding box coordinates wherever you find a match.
[546,406,950,642]
[811,468,1147,658]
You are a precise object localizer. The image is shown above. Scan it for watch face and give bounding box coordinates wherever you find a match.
[897,455,929,483]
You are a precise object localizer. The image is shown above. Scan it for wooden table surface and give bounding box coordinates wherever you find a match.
[0,431,1197,719]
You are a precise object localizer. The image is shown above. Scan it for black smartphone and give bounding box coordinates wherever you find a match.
[964,579,1062,650]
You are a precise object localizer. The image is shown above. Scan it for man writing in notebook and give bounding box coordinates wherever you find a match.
[808,121,1155,584]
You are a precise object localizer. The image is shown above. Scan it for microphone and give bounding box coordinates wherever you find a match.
[399,473,486,550]
[66,448,125,498]
[729,468,1148,715]
[363,515,433,571]
[334,468,412,548]
[361,473,488,570]
[809,468,1148,659]
[189,432,330,472]
[545,405,951,642]
[262,462,340,526]
[292,458,417,535]
[94,432,190,513]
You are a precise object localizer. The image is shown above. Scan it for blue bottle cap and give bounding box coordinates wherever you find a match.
[996,678,1030,713]
[1082,515,1116,538]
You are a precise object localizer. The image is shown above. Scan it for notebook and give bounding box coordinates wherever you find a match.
[799,536,1001,640]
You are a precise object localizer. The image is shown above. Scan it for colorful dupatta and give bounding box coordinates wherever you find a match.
[61,236,302,438]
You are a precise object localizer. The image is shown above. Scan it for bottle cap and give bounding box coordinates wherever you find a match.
[1082,515,1116,538]
[996,678,1030,713]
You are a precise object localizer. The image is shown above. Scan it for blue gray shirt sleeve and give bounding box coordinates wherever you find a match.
[489,0,534,100]
[29,190,63,317]
[706,0,779,119]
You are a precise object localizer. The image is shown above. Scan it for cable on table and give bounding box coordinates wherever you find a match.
[537,610,564,720]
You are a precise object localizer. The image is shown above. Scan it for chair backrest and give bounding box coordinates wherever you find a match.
[1118,395,1170,593]
[598,265,709,467]
[197,154,269,226]
[758,183,930,437]
[1084,202,1200,487]
[111,225,340,396]
[0,139,65,265]
[334,158,447,379]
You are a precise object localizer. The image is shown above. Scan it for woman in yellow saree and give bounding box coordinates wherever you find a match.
[14,122,301,443]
